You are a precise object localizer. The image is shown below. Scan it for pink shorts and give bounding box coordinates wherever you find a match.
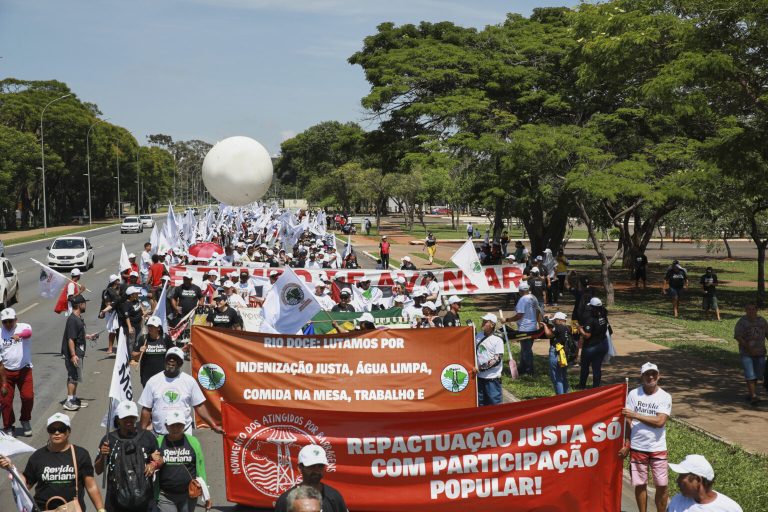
[630,450,668,487]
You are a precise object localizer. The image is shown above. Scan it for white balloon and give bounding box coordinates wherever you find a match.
[202,136,273,206]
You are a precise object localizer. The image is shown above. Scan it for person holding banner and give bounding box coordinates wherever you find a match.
[620,362,672,512]
[274,444,348,512]
[475,313,505,406]
[0,413,107,512]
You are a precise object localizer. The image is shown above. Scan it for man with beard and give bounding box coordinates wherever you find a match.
[274,444,348,512]
[138,348,222,435]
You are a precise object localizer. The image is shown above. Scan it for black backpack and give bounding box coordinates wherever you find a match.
[109,431,153,509]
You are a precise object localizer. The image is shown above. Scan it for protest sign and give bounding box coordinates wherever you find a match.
[171,264,524,295]
[190,326,477,426]
[221,384,626,510]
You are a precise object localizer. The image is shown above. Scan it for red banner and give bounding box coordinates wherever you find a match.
[170,264,524,295]
[222,384,626,511]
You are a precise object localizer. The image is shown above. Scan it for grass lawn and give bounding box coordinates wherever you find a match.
[394,222,592,241]
[410,252,450,267]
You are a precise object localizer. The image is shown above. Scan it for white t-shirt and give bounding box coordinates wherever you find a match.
[315,294,336,311]
[425,281,441,302]
[140,251,152,274]
[138,372,206,434]
[476,333,504,379]
[227,293,248,309]
[626,386,672,452]
[516,294,540,332]
[667,492,742,512]
[0,323,32,370]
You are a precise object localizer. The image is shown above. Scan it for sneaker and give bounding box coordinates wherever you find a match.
[2,426,14,437]
[62,400,79,411]
[73,398,88,408]
[20,421,32,437]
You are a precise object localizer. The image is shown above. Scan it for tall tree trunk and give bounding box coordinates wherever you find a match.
[748,210,768,306]
[576,200,622,306]
[492,196,504,241]
[722,234,733,259]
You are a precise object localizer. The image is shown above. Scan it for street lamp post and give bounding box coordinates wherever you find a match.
[86,117,109,226]
[115,147,121,218]
[40,92,72,234]
[136,145,140,215]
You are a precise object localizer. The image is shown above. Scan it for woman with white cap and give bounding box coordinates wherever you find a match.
[99,273,122,355]
[577,297,610,388]
[0,413,106,511]
[133,315,175,387]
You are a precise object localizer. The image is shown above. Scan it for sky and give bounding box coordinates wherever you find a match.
[0,0,578,155]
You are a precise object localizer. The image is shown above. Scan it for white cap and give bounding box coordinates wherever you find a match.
[269,270,279,277]
[411,287,425,298]
[146,316,162,328]
[669,455,715,481]
[640,362,659,375]
[314,280,326,288]
[393,294,406,303]
[47,412,71,428]
[359,312,375,323]
[164,410,186,426]
[381,235,387,239]
[109,273,120,283]
[161,275,171,282]
[129,270,139,277]
[0,308,16,321]
[126,286,141,295]
[505,255,516,261]
[395,277,406,285]
[267,249,274,256]
[259,243,268,249]
[182,271,193,279]
[165,347,185,360]
[530,267,540,274]
[402,256,411,262]
[223,280,235,288]
[518,282,530,291]
[553,312,567,321]
[208,270,219,277]
[70,268,81,276]
[421,301,437,310]
[298,444,328,466]
[116,400,139,419]
[128,253,136,258]
[481,313,498,324]
[447,296,463,305]
[588,297,603,307]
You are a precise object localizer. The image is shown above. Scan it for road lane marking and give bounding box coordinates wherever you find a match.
[96,268,106,274]
[96,245,105,248]
[17,302,39,315]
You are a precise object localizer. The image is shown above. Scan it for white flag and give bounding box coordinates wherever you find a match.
[0,432,34,458]
[153,282,169,333]
[31,259,68,299]
[450,239,486,289]
[261,266,322,334]
[343,236,352,259]
[119,243,131,273]
[149,225,159,254]
[108,329,133,402]
[9,467,34,512]
[157,230,171,255]
[164,202,179,245]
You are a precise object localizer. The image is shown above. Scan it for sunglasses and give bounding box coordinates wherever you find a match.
[47,426,70,434]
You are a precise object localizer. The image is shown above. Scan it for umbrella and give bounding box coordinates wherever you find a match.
[188,242,224,261]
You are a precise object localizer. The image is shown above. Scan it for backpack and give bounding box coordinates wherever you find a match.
[109,431,153,509]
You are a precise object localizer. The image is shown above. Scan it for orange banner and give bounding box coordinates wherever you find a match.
[190,326,477,426]
[221,384,626,511]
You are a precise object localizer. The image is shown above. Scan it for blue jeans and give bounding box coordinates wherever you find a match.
[519,337,535,376]
[477,378,502,406]
[548,347,570,395]
[740,354,767,381]
[579,340,609,388]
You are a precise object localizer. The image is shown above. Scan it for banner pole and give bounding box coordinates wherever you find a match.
[102,399,112,487]
[623,377,630,448]
[499,309,516,379]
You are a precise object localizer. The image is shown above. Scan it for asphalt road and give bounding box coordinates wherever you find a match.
[0,219,640,511]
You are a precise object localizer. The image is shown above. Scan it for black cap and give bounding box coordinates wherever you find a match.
[214,295,227,302]
[423,271,435,278]
[70,294,89,305]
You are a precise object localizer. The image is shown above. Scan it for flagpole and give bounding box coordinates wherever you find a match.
[102,399,112,487]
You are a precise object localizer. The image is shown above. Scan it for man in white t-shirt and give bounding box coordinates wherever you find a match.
[0,308,34,436]
[138,347,223,435]
[667,455,742,512]
[475,313,504,406]
[313,282,336,311]
[505,282,542,376]
[620,362,672,512]
[140,242,152,284]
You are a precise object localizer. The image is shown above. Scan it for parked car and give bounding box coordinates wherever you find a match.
[430,206,452,215]
[46,236,95,271]
[121,216,144,233]
[139,214,155,228]
[0,240,5,257]
[0,257,19,308]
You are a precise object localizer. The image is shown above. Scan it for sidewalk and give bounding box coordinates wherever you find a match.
[519,309,768,455]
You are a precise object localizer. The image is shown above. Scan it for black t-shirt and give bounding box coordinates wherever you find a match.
[635,254,648,270]
[158,436,196,495]
[582,315,609,346]
[550,323,573,349]
[23,445,94,511]
[133,333,174,384]
[528,277,546,300]
[418,316,443,328]
[98,429,158,496]
[443,311,461,327]
[665,267,687,289]
[331,303,356,313]
[425,236,436,247]
[274,483,348,512]
[172,284,202,315]
[401,261,418,271]
[100,286,121,311]
[206,307,242,329]
[61,314,86,357]
[119,299,144,331]
[700,273,718,293]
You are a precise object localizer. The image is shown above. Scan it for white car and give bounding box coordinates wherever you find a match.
[47,236,95,271]
[121,216,144,233]
[0,257,19,308]
[139,215,155,228]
